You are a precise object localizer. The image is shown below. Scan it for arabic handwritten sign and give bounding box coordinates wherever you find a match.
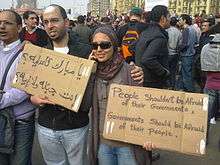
[12,43,96,112]
[103,84,208,156]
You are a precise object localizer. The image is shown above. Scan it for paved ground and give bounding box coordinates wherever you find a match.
[32,121,220,165]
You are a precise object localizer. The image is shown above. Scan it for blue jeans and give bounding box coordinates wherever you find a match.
[0,120,35,165]
[178,56,195,92]
[37,123,88,165]
[98,143,137,165]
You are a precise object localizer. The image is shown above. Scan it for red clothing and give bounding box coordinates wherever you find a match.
[23,32,38,44]
[205,72,220,90]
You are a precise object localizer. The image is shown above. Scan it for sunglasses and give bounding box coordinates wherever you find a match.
[91,41,112,50]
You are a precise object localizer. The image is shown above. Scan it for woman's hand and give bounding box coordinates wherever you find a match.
[88,51,97,61]
[143,141,156,151]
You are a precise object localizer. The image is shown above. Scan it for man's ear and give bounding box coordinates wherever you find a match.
[64,18,70,28]
[18,24,22,33]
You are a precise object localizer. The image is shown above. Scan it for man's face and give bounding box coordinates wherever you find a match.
[0,11,21,45]
[178,17,185,27]
[201,22,210,32]
[42,7,68,41]
[25,14,38,29]
[160,14,170,29]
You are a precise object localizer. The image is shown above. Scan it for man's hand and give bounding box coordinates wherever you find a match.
[143,141,156,151]
[130,62,144,85]
[30,95,54,107]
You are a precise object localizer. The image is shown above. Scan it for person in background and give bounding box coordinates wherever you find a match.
[19,11,49,47]
[0,9,35,165]
[117,7,148,63]
[88,26,154,165]
[201,33,220,143]
[166,16,182,89]
[177,14,198,92]
[194,18,212,92]
[135,5,170,89]
[72,15,92,44]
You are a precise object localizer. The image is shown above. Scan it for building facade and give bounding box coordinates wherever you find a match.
[88,0,144,16]
[88,0,111,17]
[113,0,144,14]
[169,0,220,15]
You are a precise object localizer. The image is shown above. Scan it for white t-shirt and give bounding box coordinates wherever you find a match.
[54,47,69,54]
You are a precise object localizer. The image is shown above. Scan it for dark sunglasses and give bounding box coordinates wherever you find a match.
[91,41,112,50]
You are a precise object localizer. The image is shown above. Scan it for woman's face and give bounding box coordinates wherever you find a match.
[92,32,114,63]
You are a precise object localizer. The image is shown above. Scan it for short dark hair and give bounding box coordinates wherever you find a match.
[49,4,67,19]
[180,14,192,25]
[23,11,37,20]
[1,10,22,26]
[170,17,178,26]
[150,5,169,23]
[77,15,85,24]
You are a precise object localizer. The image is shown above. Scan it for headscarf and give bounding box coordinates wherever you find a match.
[92,26,124,80]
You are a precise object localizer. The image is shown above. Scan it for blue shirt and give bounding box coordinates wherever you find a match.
[0,40,35,119]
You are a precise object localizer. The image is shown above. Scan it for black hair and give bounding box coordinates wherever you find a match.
[180,14,192,25]
[150,5,169,23]
[23,10,37,20]
[170,17,178,26]
[49,4,67,19]
[77,15,85,24]
[1,10,22,26]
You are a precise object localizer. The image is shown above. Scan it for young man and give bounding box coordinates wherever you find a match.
[0,10,35,165]
[178,14,198,92]
[166,17,182,89]
[30,5,144,165]
[135,5,171,89]
[19,11,48,47]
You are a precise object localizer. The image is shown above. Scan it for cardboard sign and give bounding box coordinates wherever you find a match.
[12,43,96,112]
[103,84,208,156]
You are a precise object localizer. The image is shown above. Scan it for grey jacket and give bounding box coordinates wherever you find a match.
[166,26,182,56]
[201,34,220,71]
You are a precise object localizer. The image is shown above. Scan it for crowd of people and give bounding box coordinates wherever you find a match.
[0,3,220,165]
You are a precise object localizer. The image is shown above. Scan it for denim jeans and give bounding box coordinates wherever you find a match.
[177,56,195,92]
[37,123,88,165]
[168,54,179,89]
[0,120,35,165]
[204,88,220,123]
[98,143,137,165]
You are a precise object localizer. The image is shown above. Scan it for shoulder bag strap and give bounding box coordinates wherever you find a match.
[0,45,24,90]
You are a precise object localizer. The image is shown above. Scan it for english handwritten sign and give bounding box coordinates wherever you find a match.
[12,43,96,112]
[103,84,208,156]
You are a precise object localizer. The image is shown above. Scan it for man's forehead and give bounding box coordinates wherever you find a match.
[0,11,16,20]
[43,6,60,17]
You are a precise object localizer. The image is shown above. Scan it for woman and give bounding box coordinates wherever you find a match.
[88,26,154,165]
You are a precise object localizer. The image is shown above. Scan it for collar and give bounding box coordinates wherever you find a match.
[25,26,37,33]
[1,40,21,52]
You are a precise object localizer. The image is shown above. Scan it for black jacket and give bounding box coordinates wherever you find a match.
[135,23,169,88]
[38,31,93,130]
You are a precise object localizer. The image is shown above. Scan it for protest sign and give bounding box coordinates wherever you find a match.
[12,43,96,112]
[103,84,208,155]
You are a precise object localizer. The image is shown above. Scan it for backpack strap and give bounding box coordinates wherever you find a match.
[0,45,24,90]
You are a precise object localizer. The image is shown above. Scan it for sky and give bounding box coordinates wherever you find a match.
[0,0,89,16]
